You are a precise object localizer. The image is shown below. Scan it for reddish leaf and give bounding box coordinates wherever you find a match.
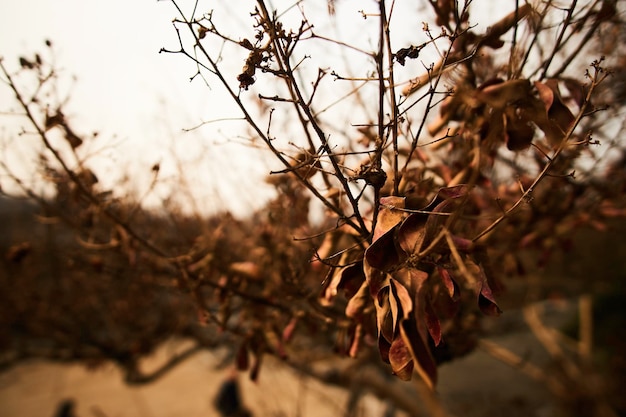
[436,184,470,200]
[447,234,475,253]
[437,266,460,301]
[534,80,576,146]
[424,298,442,346]
[389,337,414,381]
[478,278,502,316]
[282,317,298,343]
[466,257,502,316]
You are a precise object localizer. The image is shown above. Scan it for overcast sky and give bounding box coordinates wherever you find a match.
[0,1,508,217]
[0,1,282,215]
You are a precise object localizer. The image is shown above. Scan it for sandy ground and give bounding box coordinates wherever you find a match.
[0,299,574,417]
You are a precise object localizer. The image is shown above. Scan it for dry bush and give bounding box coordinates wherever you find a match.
[1,1,626,416]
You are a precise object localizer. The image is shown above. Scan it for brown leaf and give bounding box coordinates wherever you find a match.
[365,197,409,272]
[345,280,371,320]
[375,196,407,242]
[249,351,263,381]
[534,80,576,146]
[376,286,395,343]
[476,79,532,109]
[390,278,414,320]
[229,261,261,279]
[5,242,32,263]
[399,317,437,388]
[423,185,470,248]
[323,261,365,303]
[397,214,427,255]
[365,227,402,272]
[504,106,536,150]
[364,256,391,297]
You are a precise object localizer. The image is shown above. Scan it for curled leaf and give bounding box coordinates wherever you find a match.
[323,261,365,303]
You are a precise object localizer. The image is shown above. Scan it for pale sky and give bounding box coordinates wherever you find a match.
[0,1,508,217]
[0,0,280,216]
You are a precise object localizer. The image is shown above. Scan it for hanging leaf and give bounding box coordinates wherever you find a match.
[389,337,414,381]
[399,316,438,389]
[366,197,408,272]
[538,80,576,132]
[503,105,536,150]
[375,196,407,242]
[365,226,402,272]
[345,280,371,320]
[397,214,427,256]
[364,257,392,297]
[437,266,460,301]
[466,257,502,316]
[424,298,442,346]
[390,278,414,320]
[376,285,395,343]
[323,260,365,303]
[423,185,470,248]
